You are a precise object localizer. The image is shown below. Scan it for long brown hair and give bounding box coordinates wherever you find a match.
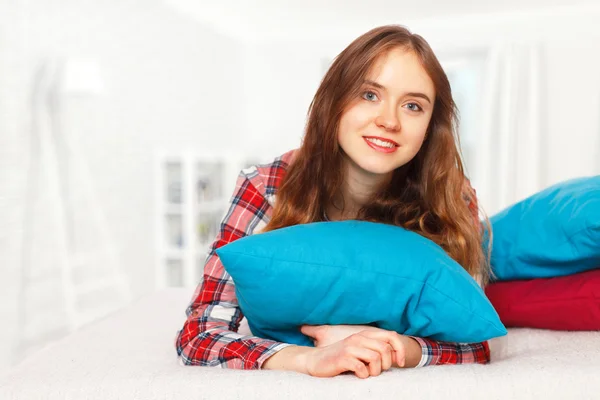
[263,25,492,286]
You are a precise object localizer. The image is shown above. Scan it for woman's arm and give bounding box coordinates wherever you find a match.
[175,168,294,369]
[302,324,490,367]
[410,337,490,366]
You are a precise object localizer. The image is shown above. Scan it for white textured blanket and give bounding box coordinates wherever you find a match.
[1,288,599,399]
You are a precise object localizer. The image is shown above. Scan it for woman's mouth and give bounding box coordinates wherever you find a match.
[363,136,399,153]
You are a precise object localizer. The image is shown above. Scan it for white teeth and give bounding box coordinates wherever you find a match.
[365,137,395,148]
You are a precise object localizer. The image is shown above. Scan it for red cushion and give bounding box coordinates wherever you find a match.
[484,268,600,331]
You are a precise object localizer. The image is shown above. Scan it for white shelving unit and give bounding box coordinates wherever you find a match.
[155,152,264,289]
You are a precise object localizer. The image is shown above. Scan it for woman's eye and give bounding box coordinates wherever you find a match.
[362,91,379,101]
[405,103,422,112]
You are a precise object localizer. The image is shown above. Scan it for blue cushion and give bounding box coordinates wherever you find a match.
[490,176,600,281]
[216,220,506,346]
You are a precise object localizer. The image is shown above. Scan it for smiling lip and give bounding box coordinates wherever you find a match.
[363,136,400,153]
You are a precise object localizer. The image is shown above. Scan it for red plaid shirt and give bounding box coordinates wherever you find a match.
[175,149,490,369]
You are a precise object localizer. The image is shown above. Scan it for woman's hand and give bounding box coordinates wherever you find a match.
[264,331,399,379]
[303,331,404,378]
[301,324,412,369]
[301,324,378,348]
[264,325,422,378]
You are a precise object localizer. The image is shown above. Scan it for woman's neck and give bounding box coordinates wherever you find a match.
[325,158,391,221]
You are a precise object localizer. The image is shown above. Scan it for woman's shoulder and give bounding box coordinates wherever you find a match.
[239,148,297,205]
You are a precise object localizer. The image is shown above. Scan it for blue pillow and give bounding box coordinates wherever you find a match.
[216,220,506,346]
[490,176,600,281]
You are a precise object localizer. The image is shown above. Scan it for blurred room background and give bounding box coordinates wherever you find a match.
[1,0,599,372]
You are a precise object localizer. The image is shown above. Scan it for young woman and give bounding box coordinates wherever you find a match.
[175,25,492,379]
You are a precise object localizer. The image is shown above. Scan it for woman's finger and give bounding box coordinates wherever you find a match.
[300,325,320,339]
[345,343,383,376]
[358,330,406,367]
[340,356,369,379]
[351,334,394,370]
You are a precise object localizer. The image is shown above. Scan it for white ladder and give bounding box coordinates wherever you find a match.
[16,59,132,361]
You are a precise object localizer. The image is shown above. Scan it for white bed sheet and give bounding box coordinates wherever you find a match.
[1,288,599,400]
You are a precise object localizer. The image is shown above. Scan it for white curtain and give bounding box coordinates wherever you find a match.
[474,42,544,216]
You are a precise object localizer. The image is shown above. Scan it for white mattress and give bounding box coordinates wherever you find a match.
[1,288,599,400]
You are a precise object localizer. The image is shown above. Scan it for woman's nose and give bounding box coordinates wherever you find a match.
[375,109,400,132]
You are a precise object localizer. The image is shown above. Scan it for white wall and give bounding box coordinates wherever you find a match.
[544,40,600,183]
[0,0,243,370]
[415,5,600,198]
[241,43,325,156]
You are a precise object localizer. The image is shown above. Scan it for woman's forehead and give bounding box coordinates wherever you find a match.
[366,49,435,98]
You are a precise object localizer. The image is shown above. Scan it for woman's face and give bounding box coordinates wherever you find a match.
[337,48,436,179]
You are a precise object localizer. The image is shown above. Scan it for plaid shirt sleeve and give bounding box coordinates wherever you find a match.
[174,163,294,369]
[411,338,490,367]
[409,177,490,367]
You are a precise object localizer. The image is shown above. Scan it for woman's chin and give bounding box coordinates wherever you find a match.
[355,162,398,177]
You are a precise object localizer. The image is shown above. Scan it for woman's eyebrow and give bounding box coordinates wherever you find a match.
[363,79,387,90]
[363,79,432,104]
